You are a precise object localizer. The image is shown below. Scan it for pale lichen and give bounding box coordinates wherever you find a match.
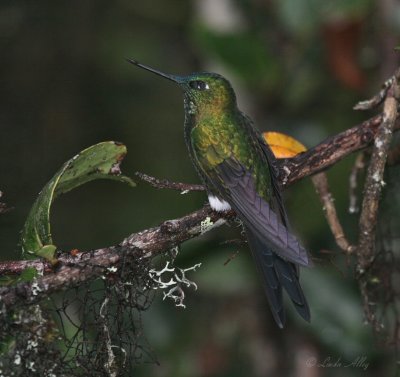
[282,166,291,185]
[372,171,381,183]
[26,339,38,350]
[200,216,214,234]
[31,281,42,296]
[13,354,21,366]
[148,259,201,308]
[27,361,36,372]
[374,138,384,148]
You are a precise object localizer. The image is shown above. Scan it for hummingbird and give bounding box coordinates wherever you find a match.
[127,59,311,328]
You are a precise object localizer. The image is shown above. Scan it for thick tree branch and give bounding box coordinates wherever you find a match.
[278,114,399,186]
[357,88,398,270]
[0,206,235,310]
[134,113,398,194]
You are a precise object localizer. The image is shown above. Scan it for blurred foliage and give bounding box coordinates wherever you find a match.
[0,0,399,376]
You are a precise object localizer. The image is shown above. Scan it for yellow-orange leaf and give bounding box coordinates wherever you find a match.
[263,131,307,158]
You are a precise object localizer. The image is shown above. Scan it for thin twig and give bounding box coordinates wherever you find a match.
[311,172,354,253]
[348,152,366,214]
[353,68,400,110]
[134,172,205,192]
[223,250,240,266]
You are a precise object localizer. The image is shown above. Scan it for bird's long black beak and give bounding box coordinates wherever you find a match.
[126,58,181,84]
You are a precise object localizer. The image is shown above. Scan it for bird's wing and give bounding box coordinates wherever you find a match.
[257,133,289,225]
[209,157,310,266]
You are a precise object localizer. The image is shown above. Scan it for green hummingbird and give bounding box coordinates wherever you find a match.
[127,59,311,328]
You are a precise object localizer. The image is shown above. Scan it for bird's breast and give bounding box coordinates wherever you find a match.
[190,118,239,166]
[188,115,273,201]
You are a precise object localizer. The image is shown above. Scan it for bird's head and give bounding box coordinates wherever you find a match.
[127,59,237,116]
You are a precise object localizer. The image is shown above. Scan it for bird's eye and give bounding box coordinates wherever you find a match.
[189,80,209,91]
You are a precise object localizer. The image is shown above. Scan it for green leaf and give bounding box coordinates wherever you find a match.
[21,141,135,260]
[0,267,39,287]
[18,267,39,282]
[36,245,58,263]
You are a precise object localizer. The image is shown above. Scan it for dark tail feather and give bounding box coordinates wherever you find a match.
[274,257,310,322]
[246,228,310,327]
[246,229,285,328]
